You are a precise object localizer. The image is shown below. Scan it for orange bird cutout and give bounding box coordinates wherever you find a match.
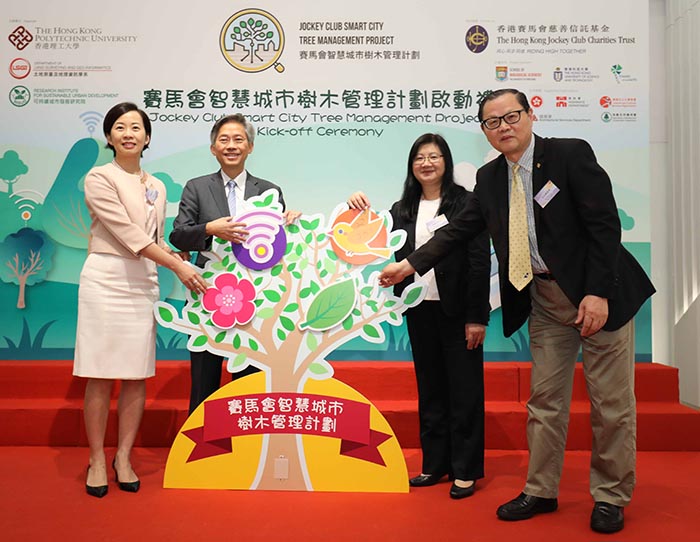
[330,208,391,264]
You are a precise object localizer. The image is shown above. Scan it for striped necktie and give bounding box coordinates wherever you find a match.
[227,179,237,217]
[508,164,533,291]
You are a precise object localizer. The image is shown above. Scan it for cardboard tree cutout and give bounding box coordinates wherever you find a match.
[156,190,425,492]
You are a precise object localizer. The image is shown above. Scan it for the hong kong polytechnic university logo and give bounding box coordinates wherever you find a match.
[220,9,285,73]
[8,25,34,50]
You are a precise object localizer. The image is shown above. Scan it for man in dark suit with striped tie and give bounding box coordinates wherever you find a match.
[170,114,300,413]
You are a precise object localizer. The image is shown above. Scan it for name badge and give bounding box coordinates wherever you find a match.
[534,180,560,208]
[426,214,449,233]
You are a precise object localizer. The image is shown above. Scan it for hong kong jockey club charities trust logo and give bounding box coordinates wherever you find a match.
[465,25,488,53]
[220,9,285,73]
[8,26,33,50]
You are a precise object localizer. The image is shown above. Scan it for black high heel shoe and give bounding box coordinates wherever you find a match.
[85,465,108,498]
[112,459,140,493]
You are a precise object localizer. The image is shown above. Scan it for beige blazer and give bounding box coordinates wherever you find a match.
[85,162,168,259]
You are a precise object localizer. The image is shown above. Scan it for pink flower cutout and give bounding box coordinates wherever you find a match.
[202,273,256,329]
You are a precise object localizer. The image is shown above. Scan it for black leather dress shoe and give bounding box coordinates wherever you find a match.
[590,502,624,533]
[409,473,446,487]
[449,481,476,499]
[496,492,558,520]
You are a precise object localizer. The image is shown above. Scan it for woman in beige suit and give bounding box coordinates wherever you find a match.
[73,102,207,498]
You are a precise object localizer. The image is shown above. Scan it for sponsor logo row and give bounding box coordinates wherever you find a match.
[529,95,637,109]
[497,64,636,84]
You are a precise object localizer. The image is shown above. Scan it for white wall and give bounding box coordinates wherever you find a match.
[662,0,700,407]
[650,2,671,366]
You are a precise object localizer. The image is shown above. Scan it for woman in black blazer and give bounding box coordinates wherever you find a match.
[349,133,491,498]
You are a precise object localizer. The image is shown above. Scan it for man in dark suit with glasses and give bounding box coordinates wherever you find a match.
[379,88,654,535]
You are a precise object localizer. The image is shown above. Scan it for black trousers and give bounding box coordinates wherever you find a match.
[406,301,485,481]
[188,350,259,414]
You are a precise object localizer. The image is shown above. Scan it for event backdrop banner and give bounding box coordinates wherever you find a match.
[1,0,651,361]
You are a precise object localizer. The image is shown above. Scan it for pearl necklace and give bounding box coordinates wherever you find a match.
[112,159,146,183]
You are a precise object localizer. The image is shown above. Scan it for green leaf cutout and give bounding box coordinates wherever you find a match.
[299,279,356,331]
[308,362,330,376]
[257,307,275,319]
[402,284,425,307]
[186,311,200,325]
[192,335,208,347]
[341,315,353,331]
[306,333,318,351]
[279,316,295,331]
[389,233,404,247]
[158,306,174,323]
[263,290,281,302]
[362,325,381,339]
[231,353,246,368]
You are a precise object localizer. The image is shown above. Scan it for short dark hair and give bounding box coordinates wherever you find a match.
[103,102,151,156]
[397,133,461,221]
[478,88,530,122]
[210,114,255,145]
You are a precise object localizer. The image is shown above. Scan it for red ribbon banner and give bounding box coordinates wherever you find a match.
[183,392,390,466]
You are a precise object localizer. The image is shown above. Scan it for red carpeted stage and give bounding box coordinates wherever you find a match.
[1,361,700,541]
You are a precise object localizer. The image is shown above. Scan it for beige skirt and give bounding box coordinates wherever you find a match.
[73,252,159,379]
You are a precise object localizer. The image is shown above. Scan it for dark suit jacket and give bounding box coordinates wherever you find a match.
[391,188,491,324]
[408,135,655,337]
[169,170,286,267]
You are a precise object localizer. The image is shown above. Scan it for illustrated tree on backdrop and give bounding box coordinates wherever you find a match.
[0,150,29,196]
[156,191,425,490]
[0,228,56,309]
[230,17,274,64]
[42,138,103,249]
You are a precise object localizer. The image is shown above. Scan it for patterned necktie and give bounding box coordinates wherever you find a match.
[508,164,533,291]
[227,179,237,217]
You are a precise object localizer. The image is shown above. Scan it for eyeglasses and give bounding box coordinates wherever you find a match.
[480,109,526,130]
[413,154,443,164]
